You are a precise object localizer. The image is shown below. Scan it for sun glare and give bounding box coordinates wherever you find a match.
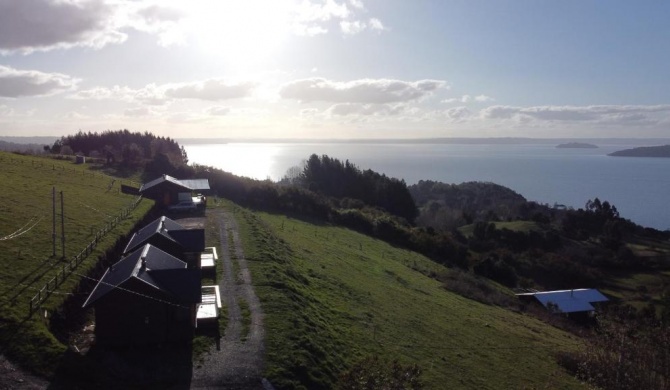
[186,0,291,69]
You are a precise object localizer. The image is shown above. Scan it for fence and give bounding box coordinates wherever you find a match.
[28,195,144,316]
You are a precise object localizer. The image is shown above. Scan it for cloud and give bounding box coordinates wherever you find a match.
[445,106,472,121]
[0,65,79,98]
[480,104,670,125]
[61,111,89,120]
[125,3,188,46]
[0,0,126,54]
[340,18,386,35]
[442,94,494,104]
[340,20,366,35]
[124,106,156,117]
[327,103,405,116]
[71,79,255,105]
[280,78,446,104]
[0,105,14,116]
[70,85,133,100]
[292,0,385,37]
[474,94,494,102]
[136,4,184,24]
[0,0,384,54]
[292,24,329,36]
[368,18,385,31]
[205,106,231,116]
[165,79,256,101]
[294,0,351,23]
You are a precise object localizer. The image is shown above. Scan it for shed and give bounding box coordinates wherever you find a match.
[516,288,609,314]
[82,244,201,346]
[139,174,210,206]
[123,216,205,267]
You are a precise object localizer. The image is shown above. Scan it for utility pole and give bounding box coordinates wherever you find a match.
[60,191,65,259]
[52,187,56,257]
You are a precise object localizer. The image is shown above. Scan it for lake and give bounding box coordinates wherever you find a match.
[183,142,670,231]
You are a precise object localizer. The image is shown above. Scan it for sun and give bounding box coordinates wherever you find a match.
[186,0,292,70]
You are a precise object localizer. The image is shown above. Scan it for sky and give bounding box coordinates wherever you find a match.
[1,0,670,140]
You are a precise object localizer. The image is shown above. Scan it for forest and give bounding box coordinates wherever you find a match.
[47,129,189,173]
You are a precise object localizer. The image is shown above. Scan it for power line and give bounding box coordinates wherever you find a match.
[73,271,193,310]
[0,215,44,241]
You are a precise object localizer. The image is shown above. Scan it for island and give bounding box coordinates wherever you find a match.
[609,144,670,158]
[556,142,598,149]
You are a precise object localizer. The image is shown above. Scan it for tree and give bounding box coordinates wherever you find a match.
[180,145,189,165]
[279,165,305,186]
[121,143,143,168]
[577,311,670,390]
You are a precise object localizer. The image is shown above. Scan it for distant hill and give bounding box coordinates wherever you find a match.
[609,144,670,158]
[0,140,46,153]
[556,142,598,149]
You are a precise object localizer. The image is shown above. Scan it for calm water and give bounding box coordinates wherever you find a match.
[183,142,670,230]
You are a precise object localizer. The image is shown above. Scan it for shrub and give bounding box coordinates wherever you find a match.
[338,356,423,390]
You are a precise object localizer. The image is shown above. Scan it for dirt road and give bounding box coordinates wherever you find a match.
[190,210,270,389]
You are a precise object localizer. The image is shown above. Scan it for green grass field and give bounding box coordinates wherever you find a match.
[224,202,585,389]
[0,152,152,376]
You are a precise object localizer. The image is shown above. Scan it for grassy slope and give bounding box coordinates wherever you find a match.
[228,202,585,389]
[0,152,152,376]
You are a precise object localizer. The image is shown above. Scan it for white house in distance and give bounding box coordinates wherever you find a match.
[516,288,609,315]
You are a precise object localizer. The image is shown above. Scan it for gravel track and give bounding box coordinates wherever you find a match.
[190,210,269,390]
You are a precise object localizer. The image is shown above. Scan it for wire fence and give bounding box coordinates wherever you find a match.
[28,195,144,316]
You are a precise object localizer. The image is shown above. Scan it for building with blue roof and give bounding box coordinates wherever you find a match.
[516,288,609,314]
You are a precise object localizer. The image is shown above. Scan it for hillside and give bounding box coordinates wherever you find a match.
[609,144,670,158]
[225,202,585,389]
[0,151,152,376]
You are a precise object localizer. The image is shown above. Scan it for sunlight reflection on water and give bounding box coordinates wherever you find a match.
[183,142,670,230]
[185,143,282,180]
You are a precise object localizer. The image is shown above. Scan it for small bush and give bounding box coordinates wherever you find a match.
[442,269,516,308]
[337,355,423,390]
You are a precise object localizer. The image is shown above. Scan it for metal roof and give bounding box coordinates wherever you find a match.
[179,179,210,191]
[139,174,209,193]
[123,216,204,254]
[82,244,200,308]
[139,174,189,193]
[124,216,181,254]
[516,289,608,313]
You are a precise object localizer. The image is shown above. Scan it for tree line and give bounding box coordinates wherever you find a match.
[284,154,418,222]
[47,130,188,171]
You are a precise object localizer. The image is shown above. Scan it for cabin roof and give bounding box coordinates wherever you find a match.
[139,174,209,193]
[516,288,608,313]
[82,244,200,308]
[123,216,205,254]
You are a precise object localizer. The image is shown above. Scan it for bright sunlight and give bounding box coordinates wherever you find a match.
[185,0,291,69]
